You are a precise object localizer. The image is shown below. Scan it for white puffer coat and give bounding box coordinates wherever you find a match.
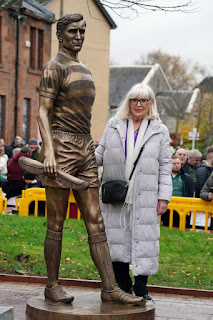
[95,116,172,276]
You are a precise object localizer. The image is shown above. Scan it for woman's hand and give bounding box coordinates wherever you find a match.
[157,200,168,216]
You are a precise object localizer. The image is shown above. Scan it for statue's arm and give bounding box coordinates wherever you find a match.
[38,96,57,178]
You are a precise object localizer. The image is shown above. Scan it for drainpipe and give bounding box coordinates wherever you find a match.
[14,15,19,137]
[14,6,26,137]
[60,0,63,16]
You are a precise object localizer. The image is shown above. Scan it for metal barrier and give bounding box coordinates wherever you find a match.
[15,188,81,220]
[0,188,7,214]
[167,196,213,232]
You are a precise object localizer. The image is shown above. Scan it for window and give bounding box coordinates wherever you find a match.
[30,27,36,69]
[0,96,5,138]
[23,98,30,143]
[37,29,44,70]
[30,27,44,70]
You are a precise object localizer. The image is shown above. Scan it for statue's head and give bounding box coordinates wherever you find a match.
[56,12,86,35]
[56,12,86,53]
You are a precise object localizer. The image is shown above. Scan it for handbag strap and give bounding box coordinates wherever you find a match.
[128,145,144,181]
[127,119,150,181]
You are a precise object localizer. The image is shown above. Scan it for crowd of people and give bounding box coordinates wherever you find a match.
[0,136,43,210]
[162,146,213,229]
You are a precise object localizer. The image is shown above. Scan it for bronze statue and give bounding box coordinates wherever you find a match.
[22,12,143,305]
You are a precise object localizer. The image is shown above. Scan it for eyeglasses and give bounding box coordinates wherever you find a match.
[130,98,150,105]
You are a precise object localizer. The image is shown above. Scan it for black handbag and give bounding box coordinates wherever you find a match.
[101,145,144,204]
[102,180,128,204]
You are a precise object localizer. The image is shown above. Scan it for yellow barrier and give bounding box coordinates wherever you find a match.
[14,190,213,230]
[16,188,81,219]
[167,196,213,232]
[0,188,7,214]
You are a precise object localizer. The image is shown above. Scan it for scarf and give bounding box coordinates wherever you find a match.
[120,118,148,229]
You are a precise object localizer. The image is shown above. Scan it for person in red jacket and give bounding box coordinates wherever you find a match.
[3,146,31,199]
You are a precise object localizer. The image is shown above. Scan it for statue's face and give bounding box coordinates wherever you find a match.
[60,20,86,52]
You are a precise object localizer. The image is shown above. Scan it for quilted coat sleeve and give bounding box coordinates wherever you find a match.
[158,125,172,202]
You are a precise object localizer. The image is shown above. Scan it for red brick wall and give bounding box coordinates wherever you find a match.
[0,10,52,144]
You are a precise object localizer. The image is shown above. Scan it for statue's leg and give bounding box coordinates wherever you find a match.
[73,187,144,305]
[44,186,74,303]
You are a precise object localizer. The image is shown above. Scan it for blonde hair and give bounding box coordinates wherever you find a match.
[115,83,158,120]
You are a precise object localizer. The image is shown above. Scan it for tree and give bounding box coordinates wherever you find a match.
[0,0,21,12]
[0,0,195,16]
[134,49,207,90]
[195,93,213,148]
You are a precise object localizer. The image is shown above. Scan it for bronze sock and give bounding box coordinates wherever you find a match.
[88,232,116,290]
[44,229,62,287]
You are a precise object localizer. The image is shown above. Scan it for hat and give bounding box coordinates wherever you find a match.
[28,138,38,145]
[23,171,36,180]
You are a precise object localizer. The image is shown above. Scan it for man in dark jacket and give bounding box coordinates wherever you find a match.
[195,146,213,197]
[182,149,202,185]
[199,173,213,230]
[162,155,194,227]
[5,136,24,159]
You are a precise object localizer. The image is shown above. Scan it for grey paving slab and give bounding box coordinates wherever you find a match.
[0,306,14,320]
[0,281,212,320]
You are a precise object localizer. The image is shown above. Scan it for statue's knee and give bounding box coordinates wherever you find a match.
[86,211,105,234]
[47,216,64,233]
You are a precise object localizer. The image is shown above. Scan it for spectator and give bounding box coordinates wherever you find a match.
[0,146,8,185]
[23,172,42,188]
[162,155,194,227]
[0,138,5,147]
[195,146,213,197]
[199,173,213,229]
[182,149,202,184]
[175,148,187,166]
[5,136,24,159]
[28,138,41,161]
[12,147,21,157]
[3,146,31,199]
[23,171,44,216]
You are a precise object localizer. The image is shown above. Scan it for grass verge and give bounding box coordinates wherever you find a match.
[0,215,212,290]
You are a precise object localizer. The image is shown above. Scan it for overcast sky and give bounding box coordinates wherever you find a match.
[109,0,213,75]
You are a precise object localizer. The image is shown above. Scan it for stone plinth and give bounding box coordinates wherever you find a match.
[26,289,155,320]
[0,306,14,320]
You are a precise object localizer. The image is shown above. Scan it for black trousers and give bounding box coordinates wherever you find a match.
[112,262,148,296]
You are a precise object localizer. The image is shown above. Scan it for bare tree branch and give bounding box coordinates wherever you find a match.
[98,0,197,19]
[0,0,197,18]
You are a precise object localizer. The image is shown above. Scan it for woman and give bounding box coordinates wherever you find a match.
[3,146,31,199]
[0,145,8,184]
[95,83,172,300]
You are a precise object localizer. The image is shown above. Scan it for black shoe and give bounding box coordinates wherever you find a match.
[142,294,152,300]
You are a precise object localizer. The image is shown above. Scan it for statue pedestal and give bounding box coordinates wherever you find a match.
[26,289,155,320]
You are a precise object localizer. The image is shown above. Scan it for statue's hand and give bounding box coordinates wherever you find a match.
[43,155,57,179]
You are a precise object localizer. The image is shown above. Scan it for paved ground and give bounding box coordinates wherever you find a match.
[0,281,212,320]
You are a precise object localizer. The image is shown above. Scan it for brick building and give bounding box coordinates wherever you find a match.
[0,0,54,144]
